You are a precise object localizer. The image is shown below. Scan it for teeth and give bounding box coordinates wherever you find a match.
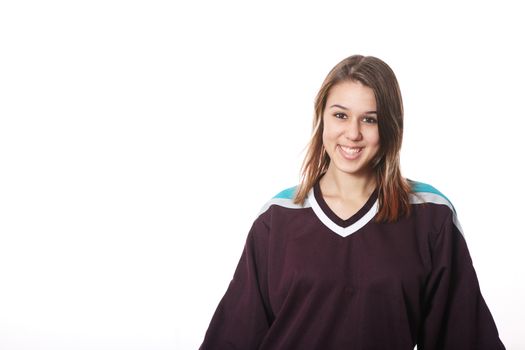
[340,145,362,154]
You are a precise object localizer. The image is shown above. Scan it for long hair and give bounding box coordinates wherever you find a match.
[293,55,411,222]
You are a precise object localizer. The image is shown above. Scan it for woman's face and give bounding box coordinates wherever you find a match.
[322,80,380,179]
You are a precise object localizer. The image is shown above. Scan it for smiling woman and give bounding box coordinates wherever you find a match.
[323,81,380,177]
[199,55,506,349]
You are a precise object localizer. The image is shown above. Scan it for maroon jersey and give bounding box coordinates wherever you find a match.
[200,179,505,349]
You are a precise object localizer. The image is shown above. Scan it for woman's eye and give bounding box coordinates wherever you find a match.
[362,116,378,124]
[333,113,377,123]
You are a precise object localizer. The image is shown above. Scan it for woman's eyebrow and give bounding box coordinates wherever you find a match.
[330,104,348,110]
[329,104,377,114]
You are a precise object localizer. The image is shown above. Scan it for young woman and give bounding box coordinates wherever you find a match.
[200,55,505,349]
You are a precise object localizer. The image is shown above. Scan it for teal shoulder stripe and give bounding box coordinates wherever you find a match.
[273,185,297,199]
[409,179,454,207]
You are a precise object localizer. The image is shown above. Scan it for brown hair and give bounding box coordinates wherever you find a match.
[293,55,411,222]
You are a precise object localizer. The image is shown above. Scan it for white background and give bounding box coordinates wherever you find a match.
[0,0,523,349]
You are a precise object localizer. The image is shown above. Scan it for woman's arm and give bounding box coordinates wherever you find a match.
[199,218,272,349]
[417,211,505,349]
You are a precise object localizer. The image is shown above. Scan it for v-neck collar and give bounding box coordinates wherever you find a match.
[307,178,379,237]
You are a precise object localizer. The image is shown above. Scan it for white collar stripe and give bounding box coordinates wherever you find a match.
[307,188,379,238]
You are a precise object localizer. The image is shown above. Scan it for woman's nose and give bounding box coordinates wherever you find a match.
[345,118,363,141]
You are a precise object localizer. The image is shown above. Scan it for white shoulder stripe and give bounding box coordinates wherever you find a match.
[410,192,454,211]
[257,197,311,217]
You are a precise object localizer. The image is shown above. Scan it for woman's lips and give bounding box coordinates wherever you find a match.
[338,145,363,160]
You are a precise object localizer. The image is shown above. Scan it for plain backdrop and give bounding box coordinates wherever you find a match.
[0,0,523,349]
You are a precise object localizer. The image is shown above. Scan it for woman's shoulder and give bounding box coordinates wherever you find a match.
[407,179,465,237]
[256,184,310,218]
[407,178,456,214]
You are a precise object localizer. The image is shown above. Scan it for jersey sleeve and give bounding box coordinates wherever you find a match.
[417,210,505,349]
[199,216,273,350]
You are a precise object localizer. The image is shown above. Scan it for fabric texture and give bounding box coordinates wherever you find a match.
[199,179,505,350]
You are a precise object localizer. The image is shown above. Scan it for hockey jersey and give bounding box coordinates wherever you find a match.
[200,179,505,349]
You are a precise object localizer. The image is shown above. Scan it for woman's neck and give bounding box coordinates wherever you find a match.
[319,166,376,201]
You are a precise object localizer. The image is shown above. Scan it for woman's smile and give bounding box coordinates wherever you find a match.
[338,145,363,160]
